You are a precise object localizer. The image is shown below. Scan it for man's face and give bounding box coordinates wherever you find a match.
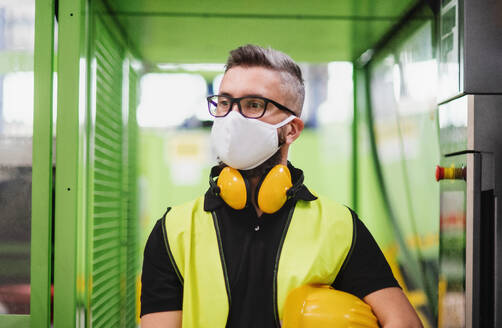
[218,66,292,125]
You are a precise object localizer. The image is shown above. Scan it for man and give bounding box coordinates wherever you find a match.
[141,45,422,328]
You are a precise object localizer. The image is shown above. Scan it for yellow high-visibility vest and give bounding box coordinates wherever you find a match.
[163,194,354,328]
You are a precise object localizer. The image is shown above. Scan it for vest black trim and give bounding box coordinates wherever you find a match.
[161,208,184,285]
[272,203,297,327]
[336,207,358,277]
[211,211,232,321]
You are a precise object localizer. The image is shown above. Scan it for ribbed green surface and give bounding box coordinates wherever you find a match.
[91,17,125,328]
[125,66,139,327]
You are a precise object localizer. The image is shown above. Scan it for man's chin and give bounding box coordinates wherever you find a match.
[238,150,283,179]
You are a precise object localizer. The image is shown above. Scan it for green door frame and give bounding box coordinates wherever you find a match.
[30,0,56,326]
[0,0,56,327]
[52,0,89,326]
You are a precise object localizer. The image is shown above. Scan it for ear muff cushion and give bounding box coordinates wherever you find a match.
[217,167,247,210]
[257,164,293,214]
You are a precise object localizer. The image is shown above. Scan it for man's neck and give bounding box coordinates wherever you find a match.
[248,176,263,217]
[248,157,288,218]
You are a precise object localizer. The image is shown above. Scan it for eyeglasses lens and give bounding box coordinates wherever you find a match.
[208,96,266,118]
[208,96,230,116]
[241,98,266,118]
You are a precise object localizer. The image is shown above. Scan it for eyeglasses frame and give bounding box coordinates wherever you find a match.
[206,94,297,119]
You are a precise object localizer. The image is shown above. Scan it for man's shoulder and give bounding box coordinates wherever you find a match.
[297,193,354,219]
[167,195,206,213]
[294,194,355,244]
[162,195,212,229]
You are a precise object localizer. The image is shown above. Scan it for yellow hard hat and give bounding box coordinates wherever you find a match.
[282,284,379,328]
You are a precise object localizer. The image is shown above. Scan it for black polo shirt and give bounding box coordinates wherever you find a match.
[141,165,399,327]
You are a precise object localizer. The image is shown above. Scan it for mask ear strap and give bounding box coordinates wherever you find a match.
[272,115,296,128]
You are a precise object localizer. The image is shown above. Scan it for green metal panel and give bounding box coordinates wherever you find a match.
[351,65,359,209]
[53,0,90,326]
[103,0,419,63]
[51,0,140,325]
[88,15,125,328]
[31,0,55,327]
[0,314,30,328]
[125,64,140,326]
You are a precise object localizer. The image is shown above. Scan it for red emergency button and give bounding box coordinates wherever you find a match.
[435,166,443,181]
[436,165,466,181]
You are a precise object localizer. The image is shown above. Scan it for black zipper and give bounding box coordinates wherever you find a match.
[273,204,296,327]
[161,208,184,285]
[211,211,232,322]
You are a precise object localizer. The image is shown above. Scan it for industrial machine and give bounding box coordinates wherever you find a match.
[437,0,502,326]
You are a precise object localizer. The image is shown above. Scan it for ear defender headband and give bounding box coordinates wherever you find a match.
[209,164,303,214]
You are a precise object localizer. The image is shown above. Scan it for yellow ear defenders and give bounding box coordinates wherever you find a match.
[215,166,250,211]
[255,165,293,213]
[209,164,304,214]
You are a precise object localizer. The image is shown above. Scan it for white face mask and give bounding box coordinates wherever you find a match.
[210,111,296,170]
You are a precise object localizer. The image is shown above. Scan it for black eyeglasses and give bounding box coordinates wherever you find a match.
[207,95,296,119]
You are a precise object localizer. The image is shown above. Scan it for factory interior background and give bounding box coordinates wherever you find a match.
[2,0,502,327]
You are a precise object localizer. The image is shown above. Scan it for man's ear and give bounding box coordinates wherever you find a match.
[285,117,304,145]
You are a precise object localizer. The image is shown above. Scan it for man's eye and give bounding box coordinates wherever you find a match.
[246,100,264,109]
[219,100,230,107]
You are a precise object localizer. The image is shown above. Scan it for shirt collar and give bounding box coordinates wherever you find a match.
[204,162,317,212]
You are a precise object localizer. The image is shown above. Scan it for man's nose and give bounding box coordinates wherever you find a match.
[230,101,240,113]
